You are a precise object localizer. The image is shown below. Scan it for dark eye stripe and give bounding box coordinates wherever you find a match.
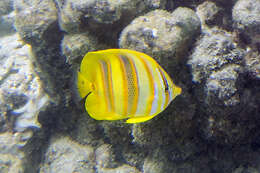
[158,67,169,92]
[99,60,111,112]
[158,67,171,107]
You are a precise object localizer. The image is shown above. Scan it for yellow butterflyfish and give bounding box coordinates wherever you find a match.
[77,49,182,123]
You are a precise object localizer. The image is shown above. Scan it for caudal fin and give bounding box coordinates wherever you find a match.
[175,86,182,96]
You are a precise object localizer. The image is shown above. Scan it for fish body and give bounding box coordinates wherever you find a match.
[77,49,181,123]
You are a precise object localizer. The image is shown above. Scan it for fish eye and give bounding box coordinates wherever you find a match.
[165,85,169,92]
[164,80,169,92]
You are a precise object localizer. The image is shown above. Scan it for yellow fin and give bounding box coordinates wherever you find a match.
[175,85,182,96]
[126,115,157,124]
[102,113,126,121]
[85,93,124,121]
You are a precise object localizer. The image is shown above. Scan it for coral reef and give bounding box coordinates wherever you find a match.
[40,136,95,173]
[40,136,141,173]
[0,0,15,37]
[233,0,260,45]
[1,0,260,172]
[196,1,222,28]
[188,27,260,145]
[119,8,201,68]
[61,32,100,64]
[0,0,13,16]
[244,50,260,79]
[55,0,166,33]
[0,33,50,172]
[14,0,59,45]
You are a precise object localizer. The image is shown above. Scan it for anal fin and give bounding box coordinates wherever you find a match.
[126,115,156,124]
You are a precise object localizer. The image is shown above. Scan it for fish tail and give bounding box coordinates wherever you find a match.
[175,86,182,96]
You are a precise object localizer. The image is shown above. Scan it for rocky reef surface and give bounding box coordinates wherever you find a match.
[1,0,260,172]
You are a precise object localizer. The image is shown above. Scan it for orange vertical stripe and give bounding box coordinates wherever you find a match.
[105,60,115,113]
[99,61,110,113]
[118,56,128,116]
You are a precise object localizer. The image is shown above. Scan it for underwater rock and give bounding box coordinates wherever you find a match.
[0,133,24,173]
[131,118,170,147]
[188,29,244,84]
[233,166,259,173]
[0,11,16,37]
[101,121,132,146]
[232,0,260,45]
[82,0,143,24]
[232,147,260,172]
[98,164,141,173]
[0,34,50,172]
[0,0,13,16]
[120,144,147,169]
[14,0,59,45]
[244,50,260,79]
[196,1,222,28]
[0,153,23,173]
[119,8,201,67]
[86,122,144,170]
[142,147,210,173]
[95,144,141,173]
[56,0,148,33]
[0,0,15,37]
[232,0,260,31]
[205,64,242,108]
[40,136,140,173]
[208,0,237,5]
[0,33,50,135]
[56,0,167,33]
[187,28,260,145]
[143,148,174,173]
[40,136,95,173]
[69,113,105,146]
[131,119,166,147]
[61,33,100,64]
[188,28,245,116]
[95,144,116,169]
[55,0,94,33]
[144,0,167,9]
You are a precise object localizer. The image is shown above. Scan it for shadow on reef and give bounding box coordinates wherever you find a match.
[18,21,83,172]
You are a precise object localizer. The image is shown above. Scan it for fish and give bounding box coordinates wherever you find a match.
[77,49,182,123]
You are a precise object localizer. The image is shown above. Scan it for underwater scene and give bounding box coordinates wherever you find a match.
[1,0,260,172]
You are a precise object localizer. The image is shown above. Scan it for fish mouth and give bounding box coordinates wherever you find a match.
[84,91,92,100]
[80,91,92,104]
